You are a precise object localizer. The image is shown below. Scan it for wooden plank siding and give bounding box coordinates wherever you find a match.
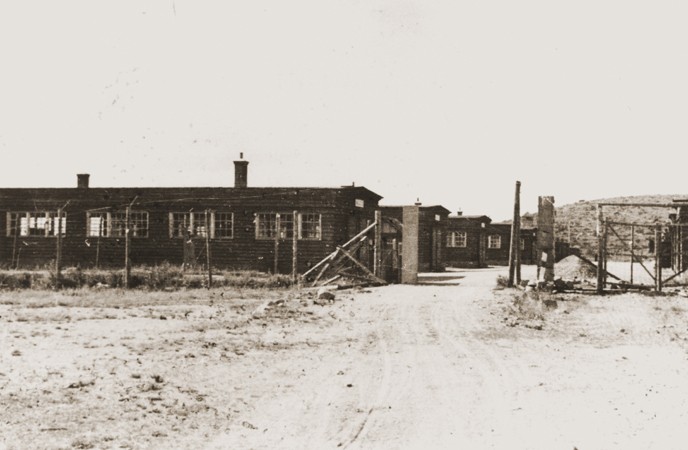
[0,186,382,274]
[443,216,490,268]
[443,216,537,268]
[379,205,450,272]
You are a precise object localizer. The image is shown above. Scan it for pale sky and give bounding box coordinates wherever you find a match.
[1,1,687,220]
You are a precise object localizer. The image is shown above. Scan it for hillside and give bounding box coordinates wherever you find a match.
[536,195,687,259]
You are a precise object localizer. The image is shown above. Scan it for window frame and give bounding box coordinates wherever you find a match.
[255,212,322,241]
[446,230,467,248]
[488,234,502,249]
[298,213,322,240]
[169,211,212,239]
[213,212,234,239]
[86,211,149,238]
[6,211,67,238]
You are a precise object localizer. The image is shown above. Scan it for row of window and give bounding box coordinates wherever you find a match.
[446,231,526,250]
[5,211,323,241]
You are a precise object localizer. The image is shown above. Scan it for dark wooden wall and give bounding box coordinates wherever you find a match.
[0,186,381,273]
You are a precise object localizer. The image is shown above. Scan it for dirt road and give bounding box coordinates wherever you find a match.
[4,267,688,449]
[210,268,688,450]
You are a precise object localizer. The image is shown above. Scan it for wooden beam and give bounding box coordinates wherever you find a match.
[55,208,63,290]
[596,205,604,294]
[337,246,387,285]
[301,222,377,278]
[596,202,679,208]
[607,224,655,282]
[508,181,521,287]
[655,224,662,292]
[320,274,342,286]
[373,210,382,278]
[292,210,298,283]
[205,209,212,289]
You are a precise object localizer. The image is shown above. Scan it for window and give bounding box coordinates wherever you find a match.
[299,213,322,240]
[87,211,148,238]
[446,231,467,248]
[488,235,501,249]
[87,213,108,237]
[169,212,208,238]
[355,199,365,208]
[255,212,321,240]
[256,213,277,239]
[128,212,149,238]
[255,213,295,240]
[6,212,66,237]
[520,238,525,251]
[279,213,294,239]
[214,212,234,238]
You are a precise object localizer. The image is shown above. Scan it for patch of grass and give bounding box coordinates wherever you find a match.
[0,265,293,291]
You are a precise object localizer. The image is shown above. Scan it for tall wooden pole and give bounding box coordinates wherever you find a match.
[55,208,63,290]
[374,210,383,278]
[124,196,137,289]
[602,222,608,287]
[292,210,298,283]
[596,205,604,294]
[508,181,521,287]
[655,224,662,292]
[95,215,102,269]
[274,213,280,274]
[630,225,634,285]
[12,214,19,269]
[205,209,212,289]
[124,205,131,288]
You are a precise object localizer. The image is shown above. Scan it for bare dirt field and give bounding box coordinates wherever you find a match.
[3,266,688,449]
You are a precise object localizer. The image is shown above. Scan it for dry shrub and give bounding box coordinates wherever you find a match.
[495,275,510,290]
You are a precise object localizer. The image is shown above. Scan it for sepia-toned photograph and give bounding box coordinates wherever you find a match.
[2,1,688,449]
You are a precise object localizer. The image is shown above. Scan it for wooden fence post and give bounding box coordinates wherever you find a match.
[374,210,382,278]
[124,205,131,288]
[630,225,634,285]
[95,216,102,270]
[596,205,604,294]
[55,208,63,290]
[292,210,298,283]
[655,224,662,292]
[205,209,212,289]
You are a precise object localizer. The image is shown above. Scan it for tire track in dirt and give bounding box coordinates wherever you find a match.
[426,278,532,446]
[334,292,420,448]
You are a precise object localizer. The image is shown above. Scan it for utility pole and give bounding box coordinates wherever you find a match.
[124,196,138,289]
[508,181,521,287]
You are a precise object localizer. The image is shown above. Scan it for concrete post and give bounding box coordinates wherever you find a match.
[401,205,420,284]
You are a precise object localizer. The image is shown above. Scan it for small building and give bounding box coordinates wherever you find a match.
[0,157,383,273]
[443,214,491,268]
[379,204,450,272]
[443,212,537,268]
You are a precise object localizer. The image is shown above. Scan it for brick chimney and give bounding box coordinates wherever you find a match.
[234,153,248,188]
[77,174,90,189]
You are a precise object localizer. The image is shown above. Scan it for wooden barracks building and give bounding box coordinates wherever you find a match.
[443,212,537,268]
[0,155,537,275]
[0,156,383,273]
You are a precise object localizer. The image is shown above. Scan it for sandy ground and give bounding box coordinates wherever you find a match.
[3,266,688,449]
